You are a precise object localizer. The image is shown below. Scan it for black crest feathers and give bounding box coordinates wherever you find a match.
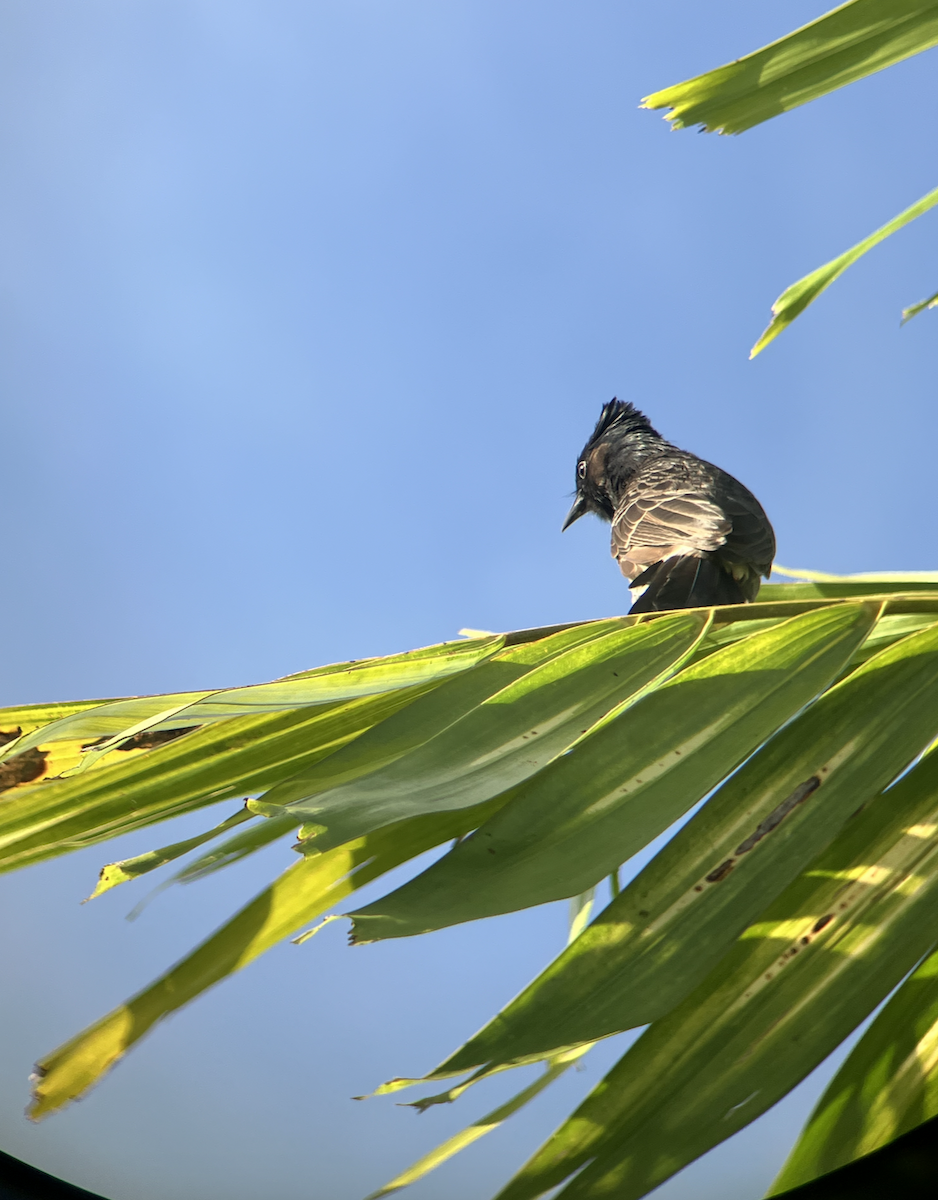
[588,398,658,445]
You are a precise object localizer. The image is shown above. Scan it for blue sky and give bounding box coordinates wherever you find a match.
[1,3,936,1198]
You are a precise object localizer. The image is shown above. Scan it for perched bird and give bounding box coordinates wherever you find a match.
[563,399,775,613]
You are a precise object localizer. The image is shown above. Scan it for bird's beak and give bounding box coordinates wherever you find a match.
[562,494,589,531]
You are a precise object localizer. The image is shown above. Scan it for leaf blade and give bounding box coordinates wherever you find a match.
[750,183,938,358]
[0,685,431,873]
[0,635,504,764]
[390,610,938,1084]
[267,613,710,852]
[901,286,938,323]
[642,1,938,136]
[770,946,938,1192]
[495,747,938,1200]
[29,801,508,1120]
[350,603,883,943]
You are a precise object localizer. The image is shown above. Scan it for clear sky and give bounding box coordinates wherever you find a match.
[1,3,936,1198]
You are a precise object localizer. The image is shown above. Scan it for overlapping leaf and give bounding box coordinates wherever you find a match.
[28,618,703,1107]
[257,613,709,852]
[494,743,938,1200]
[349,603,885,942]
[0,635,503,767]
[81,620,646,896]
[30,799,510,1120]
[0,686,431,874]
[362,899,599,1200]
[400,611,938,1086]
[16,579,938,1195]
[0,635,524,873]
[770,946,938,1191]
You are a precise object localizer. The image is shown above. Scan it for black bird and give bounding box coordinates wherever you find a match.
[563,400,776,613]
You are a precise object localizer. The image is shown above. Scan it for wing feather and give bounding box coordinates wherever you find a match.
[610,456,774,584]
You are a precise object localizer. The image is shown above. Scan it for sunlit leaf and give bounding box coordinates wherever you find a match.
[901,286,938,323]
[0,686,432,873]
[170,813,300,885]
[261,614,709,852]
[29,800,510,1120]
[494,746,938,1200]
[18,578,938,1194]
[642,1,938,136]
[364,1050,588,1200]
[350,604,883,942]
[770,946,938,1191]
[362,891,599,1198]
[0,635,504,765]
[381,610,938,1085]
[771,566,938,584]
[749,184,938,358]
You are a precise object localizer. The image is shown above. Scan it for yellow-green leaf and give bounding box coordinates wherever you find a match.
[87,807,255,899]
[29,801,508,1120]
[363,1050,588,1200]
[770,946,938,1192]
[350,604,882,943]
[642,1,938,136]
[0,635,504,765]
[0,686,430,873]
[386,610,938,1085]
[750,184,938,358]
[901,286,938,323]
[495,747,938,1200]
[262,614,708,852]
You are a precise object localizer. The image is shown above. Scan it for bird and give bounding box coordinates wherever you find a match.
[562,399,775,613]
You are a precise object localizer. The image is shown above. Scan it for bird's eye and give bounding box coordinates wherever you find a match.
[577,461,587,480]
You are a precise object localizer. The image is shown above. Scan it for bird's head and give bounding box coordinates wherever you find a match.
[562,398,660,530]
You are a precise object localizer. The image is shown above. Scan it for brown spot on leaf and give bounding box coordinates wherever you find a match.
[734,776,821,856]
[812,913,834,934]
[0,727,22,749]
[83,727,200,753]
[115,727,199,752]
[0,748,48,793]
[706,859,735,883]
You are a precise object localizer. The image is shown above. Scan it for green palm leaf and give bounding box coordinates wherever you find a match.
[641,2,938,351]
[770,945,938,1191]
[641,1,938,136]
[10,577,938,1198]
[259,613,707,852]
[401,611,938,1084]
[349,603,887,941]
[749,184,938,358]
[494,743,938,1200]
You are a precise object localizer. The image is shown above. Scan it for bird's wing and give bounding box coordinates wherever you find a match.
[714,482,777,577]
[611,479,731,581]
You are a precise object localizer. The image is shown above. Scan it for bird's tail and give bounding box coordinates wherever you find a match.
[628,554,746,614]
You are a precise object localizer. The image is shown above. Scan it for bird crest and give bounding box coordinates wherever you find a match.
[588,398,656,445]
